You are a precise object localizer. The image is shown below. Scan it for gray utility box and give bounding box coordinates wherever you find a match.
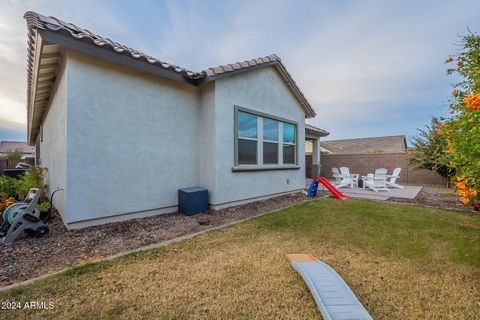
[178,187,208,216]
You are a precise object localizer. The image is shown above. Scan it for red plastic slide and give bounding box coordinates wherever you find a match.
[316,177,348,200]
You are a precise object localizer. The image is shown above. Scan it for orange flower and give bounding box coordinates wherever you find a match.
[456,178,478,205]
[0,197,16,212]
[457,61,464,67]
[445,56,453,63]
[463,93,480,110]
[456,180,467,189]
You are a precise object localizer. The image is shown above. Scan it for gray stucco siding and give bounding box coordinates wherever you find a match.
[198,82,217,204]
[64,50,201,223]
[38,52,310,227]
[38,57,68,217]
[212,67,306,206]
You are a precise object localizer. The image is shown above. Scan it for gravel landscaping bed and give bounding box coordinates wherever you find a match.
[0,192,307,287]
[386,185,476,212]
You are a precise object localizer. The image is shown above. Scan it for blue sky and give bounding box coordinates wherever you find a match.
[0,0,479,143]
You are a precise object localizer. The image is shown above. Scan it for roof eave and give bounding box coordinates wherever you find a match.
[39,30,192,84]
[26,29,198,144]
[274,62,316,118]
[305,128,329,139]
[200,61,317,119]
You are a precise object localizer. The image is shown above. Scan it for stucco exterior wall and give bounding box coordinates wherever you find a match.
[39,52,310,227]
[64,50,201,224]
[38,57,67,216]
[198,82,217,203]
[211,67,306,206]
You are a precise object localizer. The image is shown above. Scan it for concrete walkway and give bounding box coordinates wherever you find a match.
[306,179,422,201]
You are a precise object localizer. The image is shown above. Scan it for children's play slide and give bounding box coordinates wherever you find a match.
[307,177,348,200]
[286,254,373,320]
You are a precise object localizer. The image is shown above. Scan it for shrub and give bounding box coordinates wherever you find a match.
[36,202,51,213]
[4,148,23,160]
[0,175,19,198]
[443,32,480,205]
[16,167,48,200]
[408,117,454,181]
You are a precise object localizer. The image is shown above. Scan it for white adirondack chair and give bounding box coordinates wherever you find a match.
[386,168,404,189]
[332,167,354,188]
[362,168,389,192]
[339,167,359,186]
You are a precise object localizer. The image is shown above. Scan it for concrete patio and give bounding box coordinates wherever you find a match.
[306,179,422,201]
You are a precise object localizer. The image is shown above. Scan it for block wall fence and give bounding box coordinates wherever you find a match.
[306,153,447,186]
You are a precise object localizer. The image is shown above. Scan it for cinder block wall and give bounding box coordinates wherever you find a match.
[317,153,446,186]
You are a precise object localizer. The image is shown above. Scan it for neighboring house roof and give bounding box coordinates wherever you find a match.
[23,11,317,143]
[305,124,329,139]
[0,141,35,154]
[320,135,407,154]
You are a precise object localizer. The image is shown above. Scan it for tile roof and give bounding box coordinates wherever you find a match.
[320,135,407,154]
[23,11,317,130]
[0,141,35,154]
[203,55,280,77]
[305,124,329,138]
[24,11,196,77]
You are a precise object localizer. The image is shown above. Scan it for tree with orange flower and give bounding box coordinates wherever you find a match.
[443,32,480,205]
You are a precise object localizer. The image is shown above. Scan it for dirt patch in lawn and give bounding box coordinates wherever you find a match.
[387,185,477,212]
[0,192,307,287]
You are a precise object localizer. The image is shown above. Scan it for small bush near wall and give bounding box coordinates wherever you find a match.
[0,176,18,200]
[0,167,49,203]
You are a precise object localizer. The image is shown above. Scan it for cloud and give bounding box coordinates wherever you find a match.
[0,0,479,142]
[286,0,479,138]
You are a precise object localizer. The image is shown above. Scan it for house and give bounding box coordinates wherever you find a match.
[304,124,330,177]
[0,141,35,160]
[320,135,407,154]
[23,12,328,228]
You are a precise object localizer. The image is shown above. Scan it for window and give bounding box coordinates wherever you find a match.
[263,118,278,164]
[237,112,258,164]
[283,123,296,164]
[235,107,297,168]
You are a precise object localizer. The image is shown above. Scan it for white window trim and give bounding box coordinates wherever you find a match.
[233,105,300,172]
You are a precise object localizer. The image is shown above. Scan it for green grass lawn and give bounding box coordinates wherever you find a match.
[1,198,479,320]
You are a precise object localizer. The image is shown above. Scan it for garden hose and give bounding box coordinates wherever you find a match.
[41,188,63,222]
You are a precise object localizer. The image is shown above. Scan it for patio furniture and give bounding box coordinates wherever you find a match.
[332,167,354,189]
[339,167,359,187]
[362,168,389,192]
[386,168,404,189]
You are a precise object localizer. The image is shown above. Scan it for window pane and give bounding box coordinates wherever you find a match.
[263,118,278,141]
[283,123,296,143]
[283,144,295,164]
[263,142,278,164]
[238,112,257,139]
[238,139,257,164]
